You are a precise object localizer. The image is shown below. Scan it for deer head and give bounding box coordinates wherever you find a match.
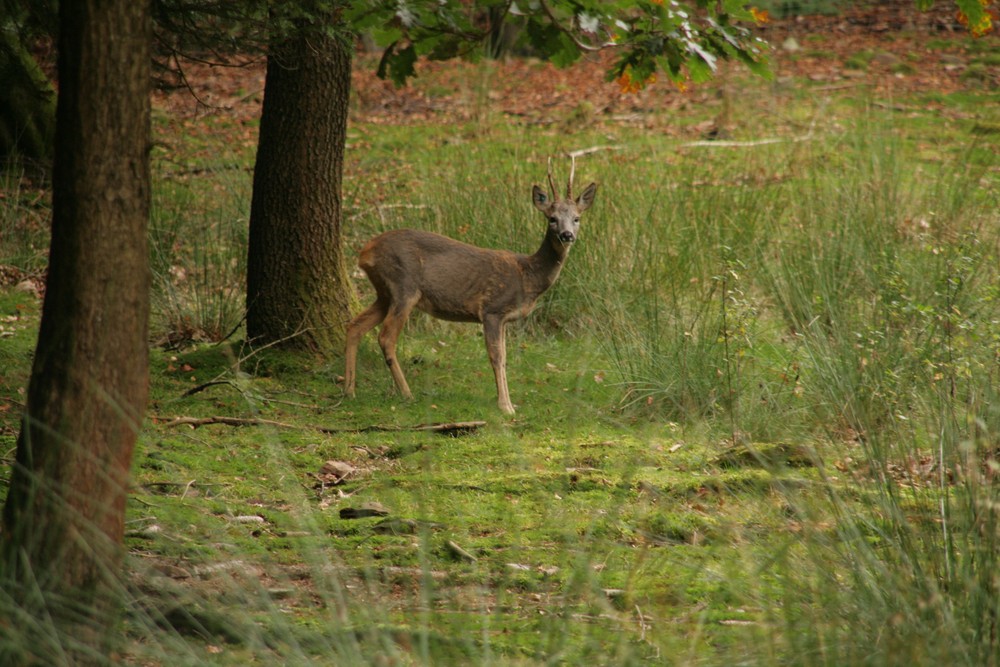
[532,157,597,246]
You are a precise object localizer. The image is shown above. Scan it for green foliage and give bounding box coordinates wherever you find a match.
[954,0,992,34]
[150,0,350,57]
[349,0,768,89]
[377,41,417,86]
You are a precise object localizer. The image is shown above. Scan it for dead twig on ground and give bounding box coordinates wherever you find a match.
[318,421,487,436]
[155,415,297,429]
[153,415,487,436]
[682,135,816,148]
[182,380,238,398]
[567,145,624,158]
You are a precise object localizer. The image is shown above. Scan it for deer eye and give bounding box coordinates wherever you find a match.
[548,217,557,224]
[573,217,580,223]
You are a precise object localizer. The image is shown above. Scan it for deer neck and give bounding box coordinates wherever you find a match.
[525,233,571,295]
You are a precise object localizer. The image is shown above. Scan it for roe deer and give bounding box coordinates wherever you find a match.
[343,160,597,414]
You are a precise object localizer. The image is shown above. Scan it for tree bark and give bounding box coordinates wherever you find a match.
[246,21,357,354]
[0,0,151,662]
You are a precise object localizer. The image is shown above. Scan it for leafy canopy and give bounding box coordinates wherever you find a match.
[346,0,771,88]
[145,0,994,91]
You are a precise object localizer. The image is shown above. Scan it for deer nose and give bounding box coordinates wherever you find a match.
[558,231,575,243]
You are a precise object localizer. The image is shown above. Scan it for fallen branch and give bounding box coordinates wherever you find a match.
[811,82,866,93]
[873,100,916,112]
[319,421,487,436]
[155,415,296,429]
[567,145,624,159]
[181,380,237,398]
[142,480,227,490]
[153,415,487,436]
[171,326,313,399]
[682,135,815,148]
[262,397,320,410]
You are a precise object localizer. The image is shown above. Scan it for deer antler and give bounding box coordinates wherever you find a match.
[547,157,558,200]
[566,154,576,199]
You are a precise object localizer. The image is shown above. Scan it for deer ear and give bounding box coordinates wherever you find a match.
[576,182,597,212]
[532,185,549,211]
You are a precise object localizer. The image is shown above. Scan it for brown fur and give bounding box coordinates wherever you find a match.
[344,180,597,414]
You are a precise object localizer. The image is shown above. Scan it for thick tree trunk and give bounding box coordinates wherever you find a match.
[0,0,150,662]
[246,23,357,354]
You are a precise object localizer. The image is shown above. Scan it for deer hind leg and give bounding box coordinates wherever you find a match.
[344,297,389,397]
[377,294,420,399]
[484,316,515,415]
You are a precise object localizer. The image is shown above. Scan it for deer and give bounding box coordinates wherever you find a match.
[343,159,597,415]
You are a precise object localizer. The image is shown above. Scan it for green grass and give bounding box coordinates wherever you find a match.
[0,166,49,271]
[3,60,1000,665]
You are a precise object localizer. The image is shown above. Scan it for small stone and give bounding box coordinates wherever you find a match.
[318,460,355,485]
[126,524,162,538]
[781,37,800,53]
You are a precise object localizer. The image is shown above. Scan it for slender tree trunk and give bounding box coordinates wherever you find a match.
[246,21,357,354]
[0,29,56,165]
[0,0,150,662]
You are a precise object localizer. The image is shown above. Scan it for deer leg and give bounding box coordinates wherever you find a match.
[377,296,418,399]
[484,316,514,415]
[343,298,389,397]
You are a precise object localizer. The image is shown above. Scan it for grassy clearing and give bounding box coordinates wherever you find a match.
[3,47,1000,664]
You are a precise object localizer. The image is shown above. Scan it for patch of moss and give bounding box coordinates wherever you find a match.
[844,50,874,70]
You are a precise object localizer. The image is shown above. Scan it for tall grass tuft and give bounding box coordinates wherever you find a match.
[149,172,250,346]
[591,145,804,440]
[0,165,50,272]
[760,127,1000,664]
[774,417,1000,666]
[585,112,1000,662]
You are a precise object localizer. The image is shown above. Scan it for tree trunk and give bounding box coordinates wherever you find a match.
[0,0,150,662]
[246,21,357,354]
[0,29,56,165]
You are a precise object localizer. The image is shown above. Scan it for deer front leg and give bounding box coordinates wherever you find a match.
[483,316,514,415]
